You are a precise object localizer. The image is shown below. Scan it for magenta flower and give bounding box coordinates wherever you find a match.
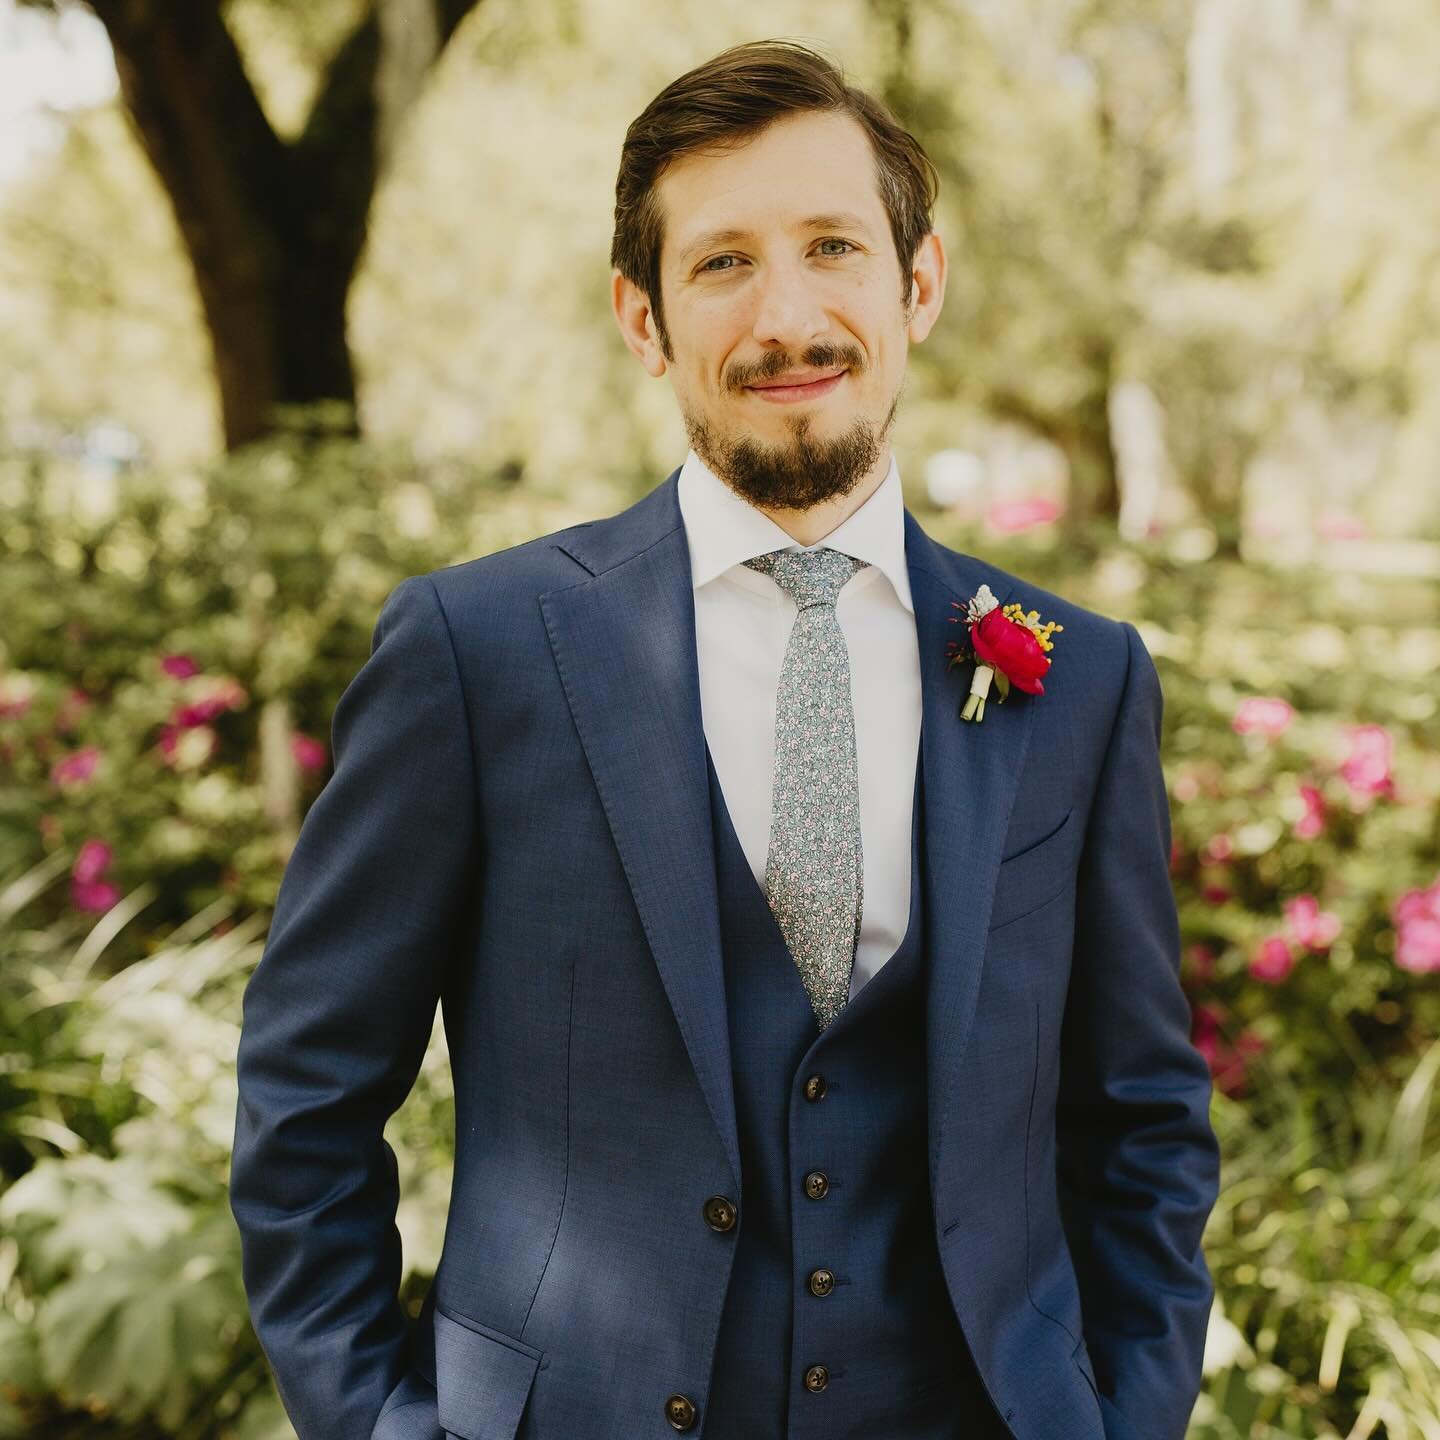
[985,497,1064,534]
[51,745,101,787]
[1249,935,1296,983]
[173,676,248,728]
[1190,1003,1224,1066]
[1294,783,1327,840]
[1340,724,1394,799]
[1282,894,1341,951]
[1232,697,1295,740]
[73,838,113,884]
[1393,878,1440,974]
[72,878,121,912]
[158,721,219,768]
[161,653,201,679]
[291,732,328,771]
[70,838,120,912]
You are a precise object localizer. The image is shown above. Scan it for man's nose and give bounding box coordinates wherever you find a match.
[748,262,829,351]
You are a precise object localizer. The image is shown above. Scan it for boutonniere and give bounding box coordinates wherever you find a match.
[945,584,1063,722]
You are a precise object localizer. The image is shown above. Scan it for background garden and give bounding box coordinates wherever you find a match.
[1,0,1438,1436]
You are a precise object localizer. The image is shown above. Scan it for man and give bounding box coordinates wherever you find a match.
[230,38,1220,1440]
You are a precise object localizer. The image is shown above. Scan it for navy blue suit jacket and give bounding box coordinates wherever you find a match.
[230,466,1220,1440]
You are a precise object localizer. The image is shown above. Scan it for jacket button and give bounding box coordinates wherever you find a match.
[803,1074,827,1102]
[804,1364,829,1392]
[702,1195,737,1232]
[664,1393,698,1430]
[808,1267,835,1297]
[803,1170,829,1200]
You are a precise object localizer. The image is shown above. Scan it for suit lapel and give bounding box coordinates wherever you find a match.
[904,512,1036,1180]
[540,469,1036,1194]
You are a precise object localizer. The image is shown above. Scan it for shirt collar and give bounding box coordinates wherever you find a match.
[676,446,914,615]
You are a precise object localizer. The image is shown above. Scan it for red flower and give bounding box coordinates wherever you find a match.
[971,610,1052,695]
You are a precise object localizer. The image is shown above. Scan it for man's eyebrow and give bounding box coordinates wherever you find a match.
[676,212,874,266]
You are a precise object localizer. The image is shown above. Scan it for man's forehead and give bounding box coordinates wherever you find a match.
[658,110,886,267]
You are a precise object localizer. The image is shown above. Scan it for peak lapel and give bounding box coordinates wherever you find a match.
[539,472,741,1187]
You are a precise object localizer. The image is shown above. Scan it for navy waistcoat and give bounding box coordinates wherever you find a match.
[701,744,1008,1440]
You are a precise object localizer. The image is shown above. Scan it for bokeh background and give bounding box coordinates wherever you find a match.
[1,0,1438,1436]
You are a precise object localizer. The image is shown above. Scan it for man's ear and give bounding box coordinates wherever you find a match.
[905,231,947,345]
[612,270,667,377]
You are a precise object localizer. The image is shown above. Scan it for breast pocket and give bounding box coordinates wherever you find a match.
[988,807,1075,933]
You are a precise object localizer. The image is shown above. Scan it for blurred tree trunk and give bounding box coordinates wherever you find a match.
[83,0,484,451]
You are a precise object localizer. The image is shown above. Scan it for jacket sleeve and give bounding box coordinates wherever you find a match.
[1056,620,1221,1440]
[229,574,478,1440]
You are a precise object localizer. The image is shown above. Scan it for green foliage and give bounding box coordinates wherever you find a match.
[0,853,452,1437]
[1191,1041,1440,1437]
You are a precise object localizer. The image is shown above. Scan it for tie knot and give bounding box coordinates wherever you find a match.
[743,546,869,610]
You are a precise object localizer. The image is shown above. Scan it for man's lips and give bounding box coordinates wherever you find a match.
[744,367,848,402]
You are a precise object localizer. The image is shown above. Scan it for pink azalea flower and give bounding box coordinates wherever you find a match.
[1232,697,1295,740]
[1201,833,1234,864]
[1190,1003,1225,1067]
[1202,884,1233,906]
[1283,894,1342,951]
[161,653,201,679]
[158,722,219,768]
[72,877,121,912]
[291,732,328,771]
[1249,935,1296,983]
[1315,509,1367,540]
[1393,878,1440,974]
[1340,724,1394,799]
[173,676,248,728]
[985,497,1064,534]
[72,838,113,885]
[51,745,101,787]
[1294,783,1327,840]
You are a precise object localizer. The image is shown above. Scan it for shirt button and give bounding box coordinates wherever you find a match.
[664,1393,698,1430]
[803,1074,827,1102]
[808,1268,835,1297]
[803,1171,829,1200]
[804,1364,830,1392]
[702,1195,737,1232]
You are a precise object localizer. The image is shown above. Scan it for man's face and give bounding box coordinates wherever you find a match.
[613,108,946,514]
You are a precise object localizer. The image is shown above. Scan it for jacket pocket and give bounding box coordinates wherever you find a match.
[433,1303,542,1440]
[989,806,1075,932]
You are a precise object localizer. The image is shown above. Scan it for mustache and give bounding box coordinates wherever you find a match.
[729,348,864,390]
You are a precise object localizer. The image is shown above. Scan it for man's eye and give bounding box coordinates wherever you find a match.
[699,240,857,274]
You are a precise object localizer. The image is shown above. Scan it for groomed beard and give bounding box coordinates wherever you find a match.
[682,357,902,513]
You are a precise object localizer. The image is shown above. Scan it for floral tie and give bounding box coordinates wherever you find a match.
[742,546,871,1030]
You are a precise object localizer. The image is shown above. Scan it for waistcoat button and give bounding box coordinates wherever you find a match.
[803,1171,829,1199]
[804,1364,829,1392]
[664,1393,698,1430]
[808,1268,835,1297]
[702,1195,737,1231]
[803,1074,827,1102]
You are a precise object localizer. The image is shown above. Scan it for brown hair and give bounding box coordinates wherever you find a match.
[611,39,940,360]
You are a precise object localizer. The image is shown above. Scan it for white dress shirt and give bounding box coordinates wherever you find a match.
[676,446,924,1002]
